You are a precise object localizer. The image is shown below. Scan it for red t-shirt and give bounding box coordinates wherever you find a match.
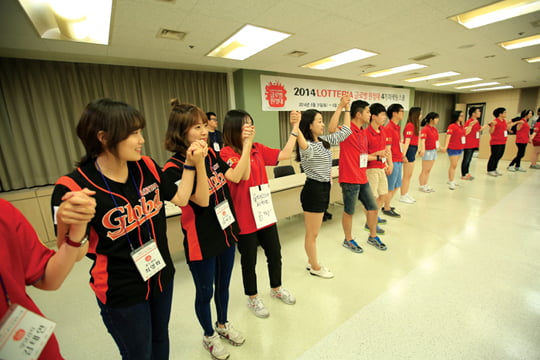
[403,122,419,146]
[420,125,439,150]
[220,143,280,235]
[515,119,530,144]
[0,199,62,360]
[464,118,481,149]
[339,121,368,184]
[383,121,403,162]
[533,122,540,144]
[446,123,465,150]
[490,118,508,145]
[366,124,390,169]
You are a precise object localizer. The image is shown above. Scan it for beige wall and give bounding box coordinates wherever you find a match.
[457,89,522,121]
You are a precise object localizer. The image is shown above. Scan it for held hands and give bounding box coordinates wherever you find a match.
[187,140,208,165]
[339,95,351,109]
[241,124,255,146]
[290,111,301,128]
[58,188,96,225]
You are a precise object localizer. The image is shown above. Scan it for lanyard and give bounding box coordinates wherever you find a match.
[0,274,11,307]
[95,161,154,251]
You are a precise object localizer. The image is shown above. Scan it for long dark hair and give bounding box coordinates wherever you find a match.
[76,98,146,166]
[450,110,463,125]
[164,98,207,156]
[223,109,253,155]
[295,109,330,162]
[406,107,422,135]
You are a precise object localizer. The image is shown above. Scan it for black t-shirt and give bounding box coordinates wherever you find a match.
[209,130,223,151]
[51,156,177,308]
[163,150,239,262]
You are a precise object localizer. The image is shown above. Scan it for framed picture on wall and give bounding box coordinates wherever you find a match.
[466,103,486,125]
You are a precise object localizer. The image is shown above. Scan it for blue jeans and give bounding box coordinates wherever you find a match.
[97,281,174,360]
[340,182,378,214]
[188,244,235,336]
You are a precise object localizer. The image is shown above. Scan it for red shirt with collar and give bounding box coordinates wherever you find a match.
[220,143,280,235]
[339,121,368,184]
[420,125,439,150]
[403,122,419,146]
[533,122,540,144]
[490,118,508,145]
[464,118,481,149]
[366,124,389,169]
[516,119,530,144]
[383,121,403,162]
[447,123,465,150]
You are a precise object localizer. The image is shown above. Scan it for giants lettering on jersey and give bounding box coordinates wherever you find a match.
[102,188,163,240]
[208,172,227,194]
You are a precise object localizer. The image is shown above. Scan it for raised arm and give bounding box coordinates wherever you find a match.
[278,111,301,161]
[328,95,351,133]
[291,111,308,151]
[226,125,255,183]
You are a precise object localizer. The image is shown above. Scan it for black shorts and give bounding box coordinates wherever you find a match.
[405,145,418,162]
[300,178,331,213]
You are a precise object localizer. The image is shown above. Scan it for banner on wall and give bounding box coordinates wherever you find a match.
[260,75,410,111]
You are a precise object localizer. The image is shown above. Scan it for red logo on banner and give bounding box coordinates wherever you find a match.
[265,81,287,108]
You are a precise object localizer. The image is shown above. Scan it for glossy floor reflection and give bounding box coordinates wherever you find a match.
[29,157,540,359]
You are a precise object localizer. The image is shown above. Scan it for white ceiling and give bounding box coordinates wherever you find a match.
[1,0,539,93]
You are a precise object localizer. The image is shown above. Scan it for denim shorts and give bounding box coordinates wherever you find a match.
[422,149,437,161]
[340,182,378,214]
[405,145,418,162]
[447,148,463,156]
[386,161,402,191]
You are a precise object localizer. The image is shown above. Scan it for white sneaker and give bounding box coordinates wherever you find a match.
[516,167,527,172]
[308,264,334,279]
[399,194,415,204]
[495,170,503,176]
[487,171,498,177]
[203,333,230,360]
[419,185,430,193]
[247,296,269,318]
[215,322,245,346]
[447,181,456,190]
[507,166,516,172]
[270,286,296,304]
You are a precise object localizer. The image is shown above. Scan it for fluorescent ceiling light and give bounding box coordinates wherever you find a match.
[18,0,112,45]
[207,24,291,60]
[404,71,460,83]
[301,49,378,70]
[524,56,540,63]
[433,77,483,86]
[449,0,540,29]
[499,34,540,50]
[470,85,514,91]
[363,63,427,78]
[455,82,500,89]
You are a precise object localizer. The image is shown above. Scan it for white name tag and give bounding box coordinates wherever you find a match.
[504,130,508,137]
[213,143,221,152]
[461,136,466,144]
[249,184,277,230]
[0,304,55,360]
[360,154,368,168]
[436,140,440,149]
[131,240,166,281]
[476,132,480,139]
[214,200,235,230]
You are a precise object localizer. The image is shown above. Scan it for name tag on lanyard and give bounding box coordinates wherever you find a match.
[215,199,235,230]
[504,130,508,137]
[436,140,440,149]
[131,240,166,281]
[360,154,368,168]
[476,131,480,139]
[249,184,277,229]
[461,136,466,144]
[0,304,56,360]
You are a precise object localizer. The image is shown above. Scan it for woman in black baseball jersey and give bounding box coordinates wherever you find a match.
[163,99,254,360]
[51,98,204,360]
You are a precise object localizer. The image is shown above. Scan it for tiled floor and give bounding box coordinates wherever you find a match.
[29,156,540,359]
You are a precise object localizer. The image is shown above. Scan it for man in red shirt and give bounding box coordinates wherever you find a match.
[331,100,387,253]
[461,107,488,180]
[382,104,404,217]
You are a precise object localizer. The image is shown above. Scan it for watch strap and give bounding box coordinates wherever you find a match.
[64,233,88,248]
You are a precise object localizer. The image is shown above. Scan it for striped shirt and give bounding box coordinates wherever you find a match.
[300,126,352,182]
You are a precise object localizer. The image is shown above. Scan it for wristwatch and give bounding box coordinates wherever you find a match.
[64,233,89,247]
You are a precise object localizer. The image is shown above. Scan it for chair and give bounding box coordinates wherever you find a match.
[332,158,339,167]
[273,165,295,178]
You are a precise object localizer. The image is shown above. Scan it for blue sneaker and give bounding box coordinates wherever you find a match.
[377,217,387,224]
[367,236,387,251]
[342,239,363,253]
[364,224,385,235]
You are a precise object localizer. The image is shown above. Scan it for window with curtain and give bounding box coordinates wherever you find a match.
[0,58,229,191]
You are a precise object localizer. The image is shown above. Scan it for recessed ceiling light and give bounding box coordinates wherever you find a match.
[433,77,483,86]
[18,0,113,44]
[404,71,460,82]
[524,56,540,63]
[301,49,378,70]
[499,34,540,50]
[449,0,540,29]
[363,64,427,78]
[207,24,291,60]
[455,82,500,89]
[470,85,514,91]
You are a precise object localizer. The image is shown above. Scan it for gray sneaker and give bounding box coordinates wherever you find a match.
[247,296,269,318]
[515,167,527,172]
[343,239,364,253]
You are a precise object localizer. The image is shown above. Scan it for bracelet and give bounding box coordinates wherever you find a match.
[343,110,350,112]
[183,164,196,171]
[376,155,380,161]
[290,132,298,137]
[64,233,88,248]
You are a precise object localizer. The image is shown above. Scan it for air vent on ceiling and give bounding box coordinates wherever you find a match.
[531,19,540,28]
[360,64,376,69]
[458,44,475,49]
[492,76,509,80]
[409,52,438,61]
[286,51,307,57]
[484,55,496,59]
[157,28,186,40]
[407,72,422,76]
[155,0,176,3]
